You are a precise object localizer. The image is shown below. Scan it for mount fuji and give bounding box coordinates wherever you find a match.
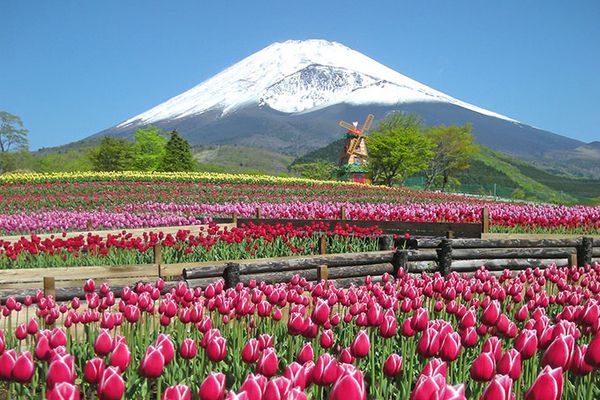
[95,39,584,159]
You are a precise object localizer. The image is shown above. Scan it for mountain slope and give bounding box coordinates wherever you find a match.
[90,39,596,175]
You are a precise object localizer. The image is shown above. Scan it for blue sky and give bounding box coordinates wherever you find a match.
[2,1,599,149]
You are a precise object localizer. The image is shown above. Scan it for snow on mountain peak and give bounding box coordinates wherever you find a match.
[118,39,515,127]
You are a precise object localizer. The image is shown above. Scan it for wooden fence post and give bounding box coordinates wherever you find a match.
[86,219,93,231]
[437,238,453,276]
[153,243,162,277]
[223,263,240,289]
[319,236,327,255]
[391,249,408,276]
[256,207,262,220]
[481,208,489,234]
[317,265,328,281]
[43,276,55,298]
[446,230,454,239]
[568,253,578,267]
[339,206,346,220]
[378,235,394,251]
[232,212,238,226]
[577,237,593,267]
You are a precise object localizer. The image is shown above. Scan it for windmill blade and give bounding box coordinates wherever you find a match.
[339,120,358,132]
[352,137,366,155]
[361,114,374,132]
[347,138,359,154]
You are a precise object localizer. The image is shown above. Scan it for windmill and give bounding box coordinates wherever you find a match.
[338,114,374,183]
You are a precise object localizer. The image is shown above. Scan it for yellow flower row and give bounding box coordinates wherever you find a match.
[0,170,372,188]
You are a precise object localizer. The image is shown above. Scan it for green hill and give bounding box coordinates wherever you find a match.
[291,140,600,204]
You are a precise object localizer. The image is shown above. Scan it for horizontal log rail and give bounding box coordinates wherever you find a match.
[0,236,595,302]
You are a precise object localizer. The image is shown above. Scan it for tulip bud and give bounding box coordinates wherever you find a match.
[46,382,80,400]
[439,332,461,361]
[179,338,197,359]
[524,366,563,400]
[296,342,314,364]
[198,372,226,400]
[264,376,292,399]
[162,384,192,400]
[350,330,370,358]
[84,357,105,384]
[319,330,334,349]
[94,329,114,357]
[497,349,521,380]
[97,366,124,400]
[256,347,278,377]
[470,351,495,382]
[206,336,227,362]
[514,329,538,359]
[541,334,575,369]
[584,333,600,367]
[410,373,445,400]
[139,345,165,379]
[13,351,35,383]
[240,373,267,400]
[312,353,338,386]
[330,368,366,400]
[480,375,513,400]
[109,341,131,371]
[383,353,402,377]
[46,354,76,389]
[311,299,330,326]
[283,362,307,390]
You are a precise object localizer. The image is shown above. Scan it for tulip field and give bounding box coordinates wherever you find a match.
[1,264,600,399]
[0,172,598,236]
[1,171,600,399]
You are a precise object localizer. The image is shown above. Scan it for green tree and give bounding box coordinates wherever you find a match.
[367,112,434,186]
[423,124,479,191]
[132,125,167,171]
[0,111,29,153]
[159,130,195,172]
[89,136,134,171]
[289,160,337,180]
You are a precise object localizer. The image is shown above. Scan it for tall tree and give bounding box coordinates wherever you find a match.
[424,124,479,191]
[159,130,195,172]
[89,136,135,171]
[367,112,434,186]
[132,125,167,171]
[0,111,29,153]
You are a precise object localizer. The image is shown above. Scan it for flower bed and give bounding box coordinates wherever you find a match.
[0,263,599,398]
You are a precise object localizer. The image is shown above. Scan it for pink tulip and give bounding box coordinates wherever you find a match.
[13,351,35,383]
[97,366,124,400]
[497,349,521,380]
[46,382,81,400]
[240,373,267,400]
[312,353,338,386]
[383,353,403,376]
[410,373,445,400]
[256,347,278,377]
[0,349,16,380]
[109,341,131,371]
[524,366,563,400]
[296,342,314,364]
[179,338,197,359]
[480,375,513,400]
[84,357,105,384]
[541,334,574,369]
[47,354,76,389]
[470,352,495,382]
[439,332,461,361]
[350,330,370,358]
[94,329,114,357]
[206,336,227,362]
[139,345,165,378]
[329,368,366,400]
[319,329,334,348]
[162,384,192,400]
[198,372,226,400]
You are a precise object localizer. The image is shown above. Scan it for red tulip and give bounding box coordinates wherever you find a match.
[416,327,441,358]
[47,354,76,389]
[482,336,502,363]
[410,308,429,332]
[514,329,538,359]
[162,384,192,400]
[524,366,563,400]
[312,353,338,386]
[481,300,501,326]
[329,368,366,400]
[480,375,513,400]
[287,387,308,400]
[84,357,105,384]
[156,334,175,364]
[350,330,370,358]
[13,351,35,383]
[256,347,278,377]
[283,362,307,389]
[570,344,593,376]
[239,373,267,400]
[439,332,461,361]
[109,341,131,371]
[179,338,197,359]
[470,351,495,382]
[15,323,28,340]
[421,358,447,378]
[139,345,165,378]
[35,334,52,361]
[263,376,292,400]
[584,333,600,367]
[338,347,355,364]
[379,314,397,338]
[206,336,227,362]
[198,372,226,400]
[50,328,67,348]
[440,384,466,400]
[497,349,521,380]
[94,329,114,357]
[319,330,334,348]
[0,349,16,379]
[311,298,330,325]
[541,334,574,369]
[97,366,124,400]
[296,342,314,364]
[240,338,260,364]
[410,373,445,400]
[459,327,477,348]
[383,353,402,376]
[46,382,80,400]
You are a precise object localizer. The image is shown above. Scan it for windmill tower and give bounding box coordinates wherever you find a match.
[338,114,374,184]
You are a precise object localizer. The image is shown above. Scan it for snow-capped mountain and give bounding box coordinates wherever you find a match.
[96,39,584,158]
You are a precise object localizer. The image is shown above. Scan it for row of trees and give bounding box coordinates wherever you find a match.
[368,112,479,189]
[89,126,195,172]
